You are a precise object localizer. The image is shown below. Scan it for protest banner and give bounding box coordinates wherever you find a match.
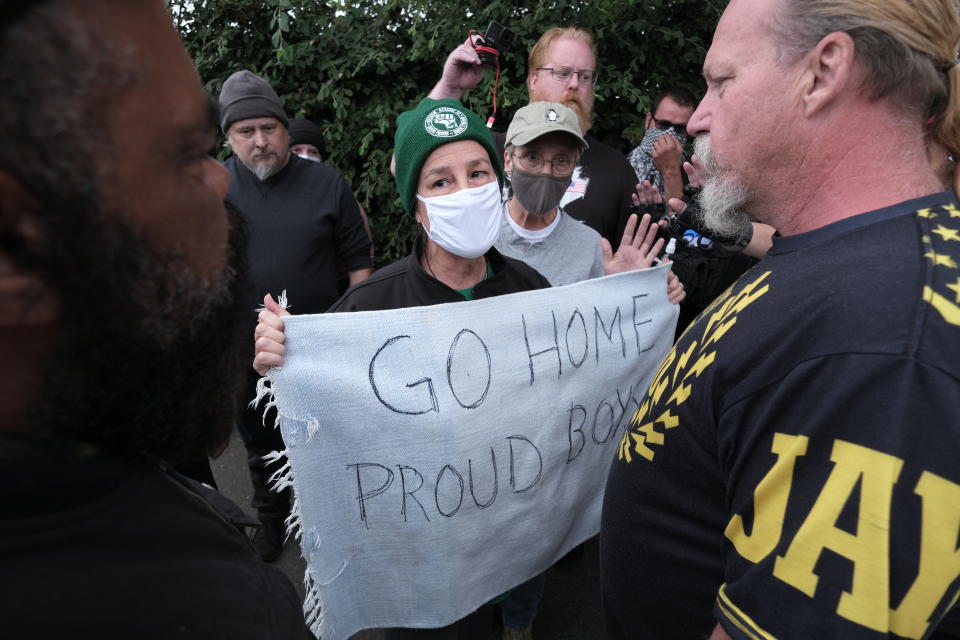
[264,266,679,638]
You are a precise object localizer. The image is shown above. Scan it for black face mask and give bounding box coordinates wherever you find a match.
[510,168,571,216]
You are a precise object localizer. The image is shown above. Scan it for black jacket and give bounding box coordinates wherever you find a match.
[0,435,312,639]
[329,240,551,312]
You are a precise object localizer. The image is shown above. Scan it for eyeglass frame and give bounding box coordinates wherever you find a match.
[535,66,598,86]
[511,151,577,176]
[650,116,688,137]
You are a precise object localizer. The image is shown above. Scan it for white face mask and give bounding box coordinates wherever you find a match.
[416,181,503,259]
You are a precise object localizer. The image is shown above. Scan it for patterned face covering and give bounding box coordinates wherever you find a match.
[627,126,688,193]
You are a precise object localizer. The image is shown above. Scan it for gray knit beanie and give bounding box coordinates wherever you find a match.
[218,70,289,133]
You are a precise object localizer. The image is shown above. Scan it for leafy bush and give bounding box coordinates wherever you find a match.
[171,0,726,265]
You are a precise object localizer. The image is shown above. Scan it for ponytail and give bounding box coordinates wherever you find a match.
[934,61,960,195]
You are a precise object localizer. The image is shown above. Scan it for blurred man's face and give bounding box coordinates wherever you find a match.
[528,38,596,134]
[228,117,290,180]
[646,96,695,138]
[686,0,797,229]
[30,0,249,461]
[291,143,322,162]
[97,1,231,288]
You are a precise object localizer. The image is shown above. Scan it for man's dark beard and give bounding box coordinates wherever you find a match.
[33,198,251,464]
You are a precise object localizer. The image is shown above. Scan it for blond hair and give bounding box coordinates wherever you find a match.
[527,27,598,80]
[774,0,960,193]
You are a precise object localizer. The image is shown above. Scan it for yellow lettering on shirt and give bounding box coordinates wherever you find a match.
[889,471,960,639]
[726,433,809,563]
[773,439,903,631]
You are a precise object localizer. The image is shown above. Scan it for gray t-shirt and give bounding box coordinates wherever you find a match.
[494,205,604,286]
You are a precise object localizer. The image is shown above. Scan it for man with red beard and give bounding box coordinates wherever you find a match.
[428,27,638,248]
[0,0,310,636]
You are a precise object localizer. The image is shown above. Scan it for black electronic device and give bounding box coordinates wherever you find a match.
[474,20,514,68]
[630,200,674,251]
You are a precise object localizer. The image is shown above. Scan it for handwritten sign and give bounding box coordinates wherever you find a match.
[267,266,679,639]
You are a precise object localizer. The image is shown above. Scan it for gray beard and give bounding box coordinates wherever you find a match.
[694,135,752,238]
[251,160,279,181]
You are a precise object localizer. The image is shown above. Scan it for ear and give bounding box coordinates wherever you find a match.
[645,112,653,129]
[801,31,855,118]
[0,172,60,328]
[414,198,429,232]
[503,149,514,173]
[527,70,538,95]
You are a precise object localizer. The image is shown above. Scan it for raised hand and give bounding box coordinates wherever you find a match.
[600,212,665,275]
[668,153,706,216]
[683,153,705,188]
[665,264,686,304]
[429,37,486,100]
[632,179,663,208]
[253,293,290,376]
[651,134,683,174]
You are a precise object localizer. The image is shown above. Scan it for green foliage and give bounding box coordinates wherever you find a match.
[169,0,727,266]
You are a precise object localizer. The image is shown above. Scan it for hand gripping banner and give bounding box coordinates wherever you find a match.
[262,266,679,639]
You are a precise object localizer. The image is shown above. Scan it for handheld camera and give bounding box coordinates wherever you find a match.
[474,20,514,68]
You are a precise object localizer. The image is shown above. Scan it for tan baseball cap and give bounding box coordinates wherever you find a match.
[505,101,589,152]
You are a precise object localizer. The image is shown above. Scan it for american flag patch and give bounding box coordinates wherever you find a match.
[566,180,587,194]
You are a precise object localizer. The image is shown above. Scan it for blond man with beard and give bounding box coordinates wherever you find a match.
[600,0,960,639]
[428,27,639,249]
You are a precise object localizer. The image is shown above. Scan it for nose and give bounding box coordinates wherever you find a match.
[686,100,710,138]
[253,129,268,148]
[565,74,581,91]
[206,158,230,200]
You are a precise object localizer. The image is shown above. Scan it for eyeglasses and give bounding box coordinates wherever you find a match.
[536,66,598,86]
[651,117,687,137]
[512,151,576,175]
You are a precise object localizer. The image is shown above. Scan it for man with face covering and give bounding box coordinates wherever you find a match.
[626,87,697,204]
[498,101,686,294]
[288,116,328,163]
[493,101,684,639]
[0,0,310,637]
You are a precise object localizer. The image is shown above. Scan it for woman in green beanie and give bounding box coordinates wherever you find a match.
[254,97,552,320]
[253,98,682,639]
[252,99,551,638]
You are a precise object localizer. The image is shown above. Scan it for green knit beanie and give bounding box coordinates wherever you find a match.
[394,98,504,215]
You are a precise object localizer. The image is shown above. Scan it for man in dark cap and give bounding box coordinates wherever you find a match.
[219,69,373,561]
[288,116,327,163]
[0,0,310,636]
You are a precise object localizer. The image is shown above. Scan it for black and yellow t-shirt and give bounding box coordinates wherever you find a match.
[600,192,960,639]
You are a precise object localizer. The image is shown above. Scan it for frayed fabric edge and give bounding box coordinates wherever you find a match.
[257,373,328,640]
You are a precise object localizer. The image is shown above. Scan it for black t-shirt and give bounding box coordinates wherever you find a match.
[494,131,636,248]
[0,436,312,639]
[225,154,372,316]
[600,192,960,639]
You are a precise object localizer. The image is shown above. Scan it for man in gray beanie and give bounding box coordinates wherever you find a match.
[219,69,373,562]
[220,69,291,181]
